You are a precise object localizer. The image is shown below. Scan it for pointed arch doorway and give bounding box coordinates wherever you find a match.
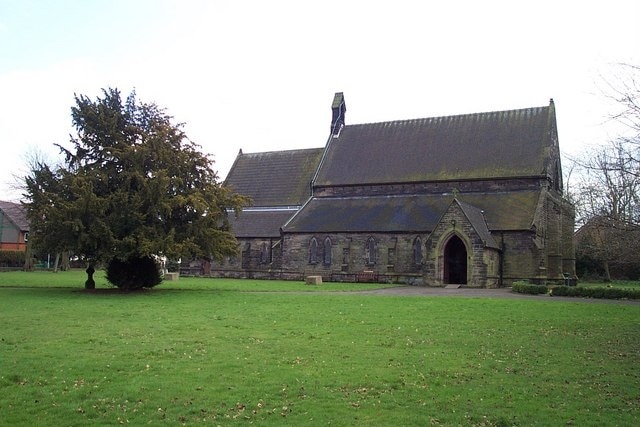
[444,235,467,285]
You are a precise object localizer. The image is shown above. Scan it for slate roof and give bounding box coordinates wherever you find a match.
[228,209,296,238]
[225,148,324,207]
[0,201,29,231]
[313,103,556,187]
[456,200,499,248]
[282,191,540,234]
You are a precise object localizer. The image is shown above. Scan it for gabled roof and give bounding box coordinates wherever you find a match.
[225,148,323,207]
[314,102,556,187]
[0,201,29,231]
[228,209,296,238]
[456,199,499,248]
[282,190,540,233]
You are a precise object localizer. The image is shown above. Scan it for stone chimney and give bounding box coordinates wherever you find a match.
[330,92,346,136]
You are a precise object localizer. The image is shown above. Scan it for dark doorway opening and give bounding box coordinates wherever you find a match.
[444,235,467,284]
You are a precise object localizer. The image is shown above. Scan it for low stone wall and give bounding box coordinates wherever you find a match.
[208,268,433,285]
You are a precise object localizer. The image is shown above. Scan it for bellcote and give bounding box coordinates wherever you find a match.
[330,92,346,136]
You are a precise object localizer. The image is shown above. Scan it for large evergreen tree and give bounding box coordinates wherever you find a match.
[23,88,247,289]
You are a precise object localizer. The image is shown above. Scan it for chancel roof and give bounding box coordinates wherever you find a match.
[225,148,323,207]
[228,209,297,238]
[282,191,540,234]
[314,103,556,187]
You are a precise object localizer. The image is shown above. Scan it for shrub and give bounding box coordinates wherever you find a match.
[512,281,640,300]
[0,250,25,268]
[106,256,163,290]
[548,285,579,297]
[511,281,548,295]
[550,285,640,300]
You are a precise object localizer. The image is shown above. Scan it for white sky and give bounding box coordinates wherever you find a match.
[1,0,638,201]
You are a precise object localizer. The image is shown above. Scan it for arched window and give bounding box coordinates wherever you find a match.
[309,237,319,264]
[413,236,423,264]
[323,237,332,265]
[365,236,377,265]
[260,242,269,264]
[242,243,251,269]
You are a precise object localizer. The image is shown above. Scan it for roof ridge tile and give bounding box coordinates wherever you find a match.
[345,105,549,128]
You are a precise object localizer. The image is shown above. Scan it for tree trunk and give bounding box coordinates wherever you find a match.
[53,253,60,273]
[60,251,70,271]
[603,260,611,282]
[23,241,34,271]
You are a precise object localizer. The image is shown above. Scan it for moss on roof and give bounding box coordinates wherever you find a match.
[283,191,540,233]
[314,105,555,186]
[225,148,323,207]
[229,209,297,238]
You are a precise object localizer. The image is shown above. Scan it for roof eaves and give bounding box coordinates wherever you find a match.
[456,199,500,249]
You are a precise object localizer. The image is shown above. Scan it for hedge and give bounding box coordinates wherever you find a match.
[550,285,640,300]
[511,280,640,300]
[511,281,548,295]
[0,250,25,268]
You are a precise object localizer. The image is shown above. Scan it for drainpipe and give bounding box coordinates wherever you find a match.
[499,233,505,287]
[0,209,4,247]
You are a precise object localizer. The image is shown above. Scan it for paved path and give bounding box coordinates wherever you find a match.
[347,286,640,305]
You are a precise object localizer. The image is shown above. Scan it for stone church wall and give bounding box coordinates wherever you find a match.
[314,178,542,198]
[280,202,505,287]
[483,186,576,286]
[209,237,285,279]
[560,198,576,276]
[499,231,540,285]
[209,185,574,286]
[281,232,429,284]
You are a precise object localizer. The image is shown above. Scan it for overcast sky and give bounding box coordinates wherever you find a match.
[1,0,638,201]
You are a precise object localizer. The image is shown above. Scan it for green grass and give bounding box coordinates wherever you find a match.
[0,273,639,425]
[0,269,396,292]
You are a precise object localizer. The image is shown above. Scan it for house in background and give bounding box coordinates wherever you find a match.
[0,201,29,251]
[214,93,576,287]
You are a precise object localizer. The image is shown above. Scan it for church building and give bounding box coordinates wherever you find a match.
[214,93,575,287]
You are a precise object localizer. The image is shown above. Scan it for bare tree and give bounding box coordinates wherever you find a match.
[602,63,640,140]
[571,141,639,223]
[571,140,640,280]
[570,63,640,279]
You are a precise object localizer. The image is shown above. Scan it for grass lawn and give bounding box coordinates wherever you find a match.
[0,272,638,425]
[0,270,397,292]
